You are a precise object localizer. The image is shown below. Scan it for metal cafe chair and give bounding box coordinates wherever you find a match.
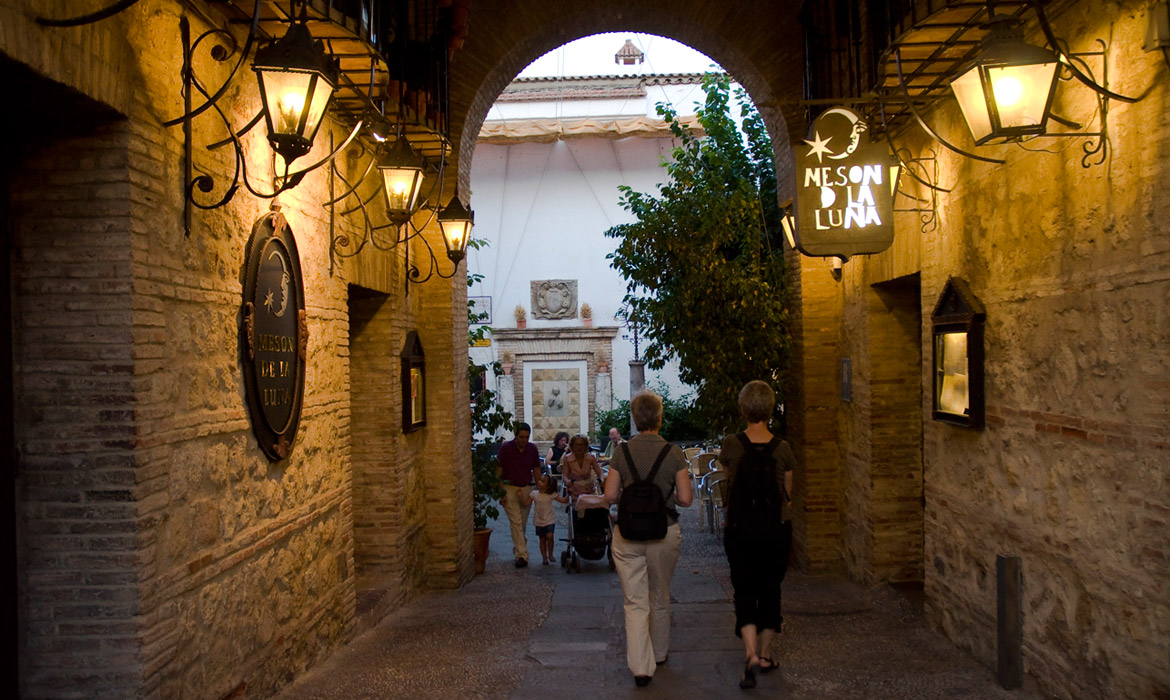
[689,453,718,519]
[697,468,725,533]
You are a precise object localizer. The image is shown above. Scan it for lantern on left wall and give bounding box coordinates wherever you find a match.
[253,20,339,164]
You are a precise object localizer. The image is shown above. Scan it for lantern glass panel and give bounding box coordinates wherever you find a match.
[259,69,333,141]
[986,61,1057,130]
[380,166,423,217]
[950,65,993,142]
[439,217,471,257]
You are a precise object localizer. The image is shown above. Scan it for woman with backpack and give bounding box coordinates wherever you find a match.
[603,390,693,688]
[718,380,796,689]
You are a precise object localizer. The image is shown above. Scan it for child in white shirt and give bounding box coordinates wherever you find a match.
[527,475,569,564]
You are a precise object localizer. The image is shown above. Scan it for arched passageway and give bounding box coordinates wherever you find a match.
[445,2,806,192]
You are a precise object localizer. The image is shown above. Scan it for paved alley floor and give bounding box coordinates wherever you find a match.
[270,505,1043,700]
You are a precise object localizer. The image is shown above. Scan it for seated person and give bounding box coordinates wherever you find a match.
[561,434,604,497]
[599,427,624,464]
[545,431,569,475]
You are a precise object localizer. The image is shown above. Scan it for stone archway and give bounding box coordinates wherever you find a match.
[446,2,806,196]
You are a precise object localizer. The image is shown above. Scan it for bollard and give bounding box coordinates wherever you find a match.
[997,553,1023,689]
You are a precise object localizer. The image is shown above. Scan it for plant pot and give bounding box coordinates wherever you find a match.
[473,527,493,574]
[583,318,592,328]
[516,319,526,329]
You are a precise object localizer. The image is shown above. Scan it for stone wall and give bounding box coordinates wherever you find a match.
[4,2,472,698]
[792,1,1170,696]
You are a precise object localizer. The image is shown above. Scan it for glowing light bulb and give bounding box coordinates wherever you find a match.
[991,75,1023,108]
[277,91,305,132]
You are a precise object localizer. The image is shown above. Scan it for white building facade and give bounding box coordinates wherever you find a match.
[468,69,713,442]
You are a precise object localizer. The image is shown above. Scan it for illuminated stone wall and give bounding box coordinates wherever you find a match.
[792,1,1170,697]
[2,2,471,699]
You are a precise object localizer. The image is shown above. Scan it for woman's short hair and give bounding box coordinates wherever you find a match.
[738,381,775,423]
[569,434,590,450]
[631,390,664,431]
[553,431,570,446]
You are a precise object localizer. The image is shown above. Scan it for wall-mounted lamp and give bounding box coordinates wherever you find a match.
[437,192,474,264]
[780,200,797,250]
[886,0,1151,174]
[949,18,1060,146]
[830,257,844,281]
[252,20,339,164]
[378,135,426,226]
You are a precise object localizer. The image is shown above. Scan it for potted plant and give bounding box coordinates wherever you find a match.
[469,359,512,573]
[500,351,514,376]
[471,441,505,573]
[514,304,527,329]
[580,302,593,327]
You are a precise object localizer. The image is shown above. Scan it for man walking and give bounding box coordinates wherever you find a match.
[497,422,541,568]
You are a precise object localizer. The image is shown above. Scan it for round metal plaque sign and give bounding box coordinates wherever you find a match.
[241,207,307,461]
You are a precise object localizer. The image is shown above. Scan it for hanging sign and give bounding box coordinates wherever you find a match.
[241,205,308,461]
[793,106,897,258]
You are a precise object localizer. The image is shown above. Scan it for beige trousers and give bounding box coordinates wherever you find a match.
[612,521,682,677]
[501,483,532,561]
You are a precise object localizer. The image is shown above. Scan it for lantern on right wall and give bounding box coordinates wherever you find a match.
[931,278,986,429]
[948,18,1060,146]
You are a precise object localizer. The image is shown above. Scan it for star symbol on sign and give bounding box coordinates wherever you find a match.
[263,289,275,313]
[804,130,833,163]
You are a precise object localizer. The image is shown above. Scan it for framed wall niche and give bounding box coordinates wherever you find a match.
[401,331,426,432]
[930,277,985,429]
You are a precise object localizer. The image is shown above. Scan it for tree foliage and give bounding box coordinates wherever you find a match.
[593,382,709,443]
[605,73,791,432]
[467,238,510,529]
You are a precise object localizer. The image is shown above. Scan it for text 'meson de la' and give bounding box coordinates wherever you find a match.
[793,106,897,259]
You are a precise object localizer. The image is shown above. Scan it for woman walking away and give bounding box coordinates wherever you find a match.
[719,380,796,689]
[604,390,693,688]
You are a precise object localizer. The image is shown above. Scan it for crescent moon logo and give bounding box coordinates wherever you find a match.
[263,249,290,318]
[821,107,868,160]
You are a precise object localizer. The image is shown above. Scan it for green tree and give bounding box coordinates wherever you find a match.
[605,73,791,432]
[467,238,511,529]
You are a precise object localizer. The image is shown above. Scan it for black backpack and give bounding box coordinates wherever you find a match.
[726,433,784,535]
[616,443,675,541]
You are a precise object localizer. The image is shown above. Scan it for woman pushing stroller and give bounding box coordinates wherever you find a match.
[560,434,604,497]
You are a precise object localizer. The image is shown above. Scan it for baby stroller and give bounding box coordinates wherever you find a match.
[561,492,615,573]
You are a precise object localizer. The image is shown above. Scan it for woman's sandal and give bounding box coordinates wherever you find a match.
[758,657,778,674]
[739,660,759,689]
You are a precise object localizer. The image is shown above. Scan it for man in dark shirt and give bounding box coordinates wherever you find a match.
[497,422,542,568]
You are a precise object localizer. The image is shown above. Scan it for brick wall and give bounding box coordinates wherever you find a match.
[349,290,428,612]
[5,1,476,698]
[809,1,1170,697]
[790,253,845,574]
[10,120,142,699]
[867,277,922,583]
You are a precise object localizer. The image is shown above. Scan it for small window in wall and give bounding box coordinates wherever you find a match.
[401,331,426,432]
[931,278,985,429]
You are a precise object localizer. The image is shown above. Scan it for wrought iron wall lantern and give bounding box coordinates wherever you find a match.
[326,132,472,283]
[887,0,1152,173]
[252,18,339,165]
[378,135,426,226]
[38,0,474,282]
[948,17,1060,146]
[437,190,474,264]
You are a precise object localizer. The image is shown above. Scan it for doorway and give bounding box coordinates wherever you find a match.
[869,274,924,584]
